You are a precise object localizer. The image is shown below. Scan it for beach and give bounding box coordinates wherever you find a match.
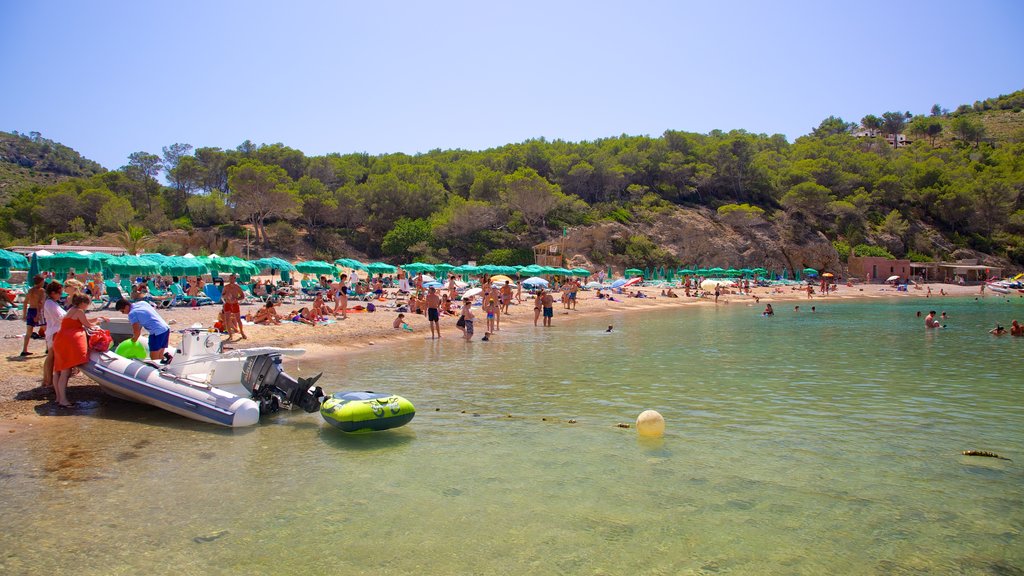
[0,280,997,425]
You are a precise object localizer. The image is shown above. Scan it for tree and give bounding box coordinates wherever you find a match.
[97,197,137,232]
[186,191,229,227]
[811,116,856,138]
[502,168,562,228]
[908,116,944,146]
[381,218,431,256]
[930,104,948,117]
[117,225,152,255]
[881,112,907,148]
[781,182,832,218]
[950,116,987,147]
[860,114,883,134]
[122,151,162,211]
[877,209,910,239]
[166,155,204,215]
[227,160,298,244]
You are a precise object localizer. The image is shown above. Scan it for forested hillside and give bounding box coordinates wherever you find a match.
[2,90,1022,270]
[0,131,105,203]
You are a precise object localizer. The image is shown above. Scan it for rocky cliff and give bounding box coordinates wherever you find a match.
[561,206,841,274]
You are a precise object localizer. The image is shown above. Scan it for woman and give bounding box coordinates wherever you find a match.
[253,301,281,325]
[533,290,544,326]
[52,294,108,407]
[333,275,349,319]
[41,281,67,389]
[397,268,410,293]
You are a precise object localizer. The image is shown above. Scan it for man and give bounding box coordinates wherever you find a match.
[115,298,171,361]
[541,290,554,327]
[21,275,45,357]
[924,310,942,329]
[425,286,441,339]
[500,281,513,314]
[221,274,247,340]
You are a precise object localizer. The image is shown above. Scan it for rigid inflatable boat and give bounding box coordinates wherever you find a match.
[80,328,325,427]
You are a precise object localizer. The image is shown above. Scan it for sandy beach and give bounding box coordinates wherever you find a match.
[0,280,1002,425]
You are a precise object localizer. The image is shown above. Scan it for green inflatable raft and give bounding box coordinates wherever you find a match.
[320,391,415,433]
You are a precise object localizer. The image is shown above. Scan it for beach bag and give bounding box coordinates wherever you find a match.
[456,315,466,328]
[366,303,375,312]
[88,329,113,352]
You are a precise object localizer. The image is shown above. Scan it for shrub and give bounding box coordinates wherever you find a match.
[852,244,895,258]
[833,240,852,261]
[268,221,298,253]
[479,248,533,266]
[172,216,194,232]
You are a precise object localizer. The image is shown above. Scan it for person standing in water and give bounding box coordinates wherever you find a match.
[461,298,475,341]
[425,286,441,339]
[541,290,555,327]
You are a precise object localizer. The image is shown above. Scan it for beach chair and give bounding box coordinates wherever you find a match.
[0,299,17,320]
[169,283,212,306]
[102,282,128,309]
[203,284,223,304]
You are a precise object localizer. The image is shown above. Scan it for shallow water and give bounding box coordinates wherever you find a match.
[1,297,1022,575]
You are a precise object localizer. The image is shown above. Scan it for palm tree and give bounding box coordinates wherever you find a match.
[117,225,152,255]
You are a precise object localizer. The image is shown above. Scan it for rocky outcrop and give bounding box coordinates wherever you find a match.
[562,206,840,273]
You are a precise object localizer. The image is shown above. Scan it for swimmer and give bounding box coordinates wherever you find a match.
[924,311,942,329]
[1010,320,1022,337]
[606,325,613,332]
[763,304,774,316]
[811,306,816,312]
[794,305,800,312]
[482,332,490,342]
[916,311,921,317]
[989,324,1007,336]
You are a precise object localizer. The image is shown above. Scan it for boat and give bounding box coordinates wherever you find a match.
[320,391,416,433]
[80,328,325,427]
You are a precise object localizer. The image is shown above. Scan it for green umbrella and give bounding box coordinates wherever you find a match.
[0,249,29,269]
[570,268,591,277]
[160,256,210,277]
[708,267,726,276]
[44,251,102,273]
[334,258,368,271]
[296,260,338,275]
[803,267,818,276]
[140,253,170,264]
[433,263,455,277]
[253,257,297,273]
[517,265,543,276]
[107,255,162,276]
[365,262,397,275]
[624,268,643,278]
[28,253,40,280]
[402,262,435,274]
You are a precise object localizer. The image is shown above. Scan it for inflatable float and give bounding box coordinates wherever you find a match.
[320,391,416,433]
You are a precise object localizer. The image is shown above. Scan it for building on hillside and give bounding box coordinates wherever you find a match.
[533,239,564,267]
[848,255,911,283]
[936,260,1001,284]
[7,239,126,256]
[852,130,911,148]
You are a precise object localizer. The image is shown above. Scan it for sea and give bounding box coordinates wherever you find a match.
[1,296,1022,575]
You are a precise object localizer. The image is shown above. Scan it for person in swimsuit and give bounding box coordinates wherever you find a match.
[541,291,554,327]
[425,286,441,339]
[21,274,45,357]
[222,274,246,340]
[461,298,475,341]
[500,281,513,314]
[53,294,109,407]
[333,274,349,319]
[533,290,543,326]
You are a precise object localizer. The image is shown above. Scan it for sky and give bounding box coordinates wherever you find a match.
[1,0,1022,170]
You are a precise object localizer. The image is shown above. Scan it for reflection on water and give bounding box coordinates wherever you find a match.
[1,298,1022,575]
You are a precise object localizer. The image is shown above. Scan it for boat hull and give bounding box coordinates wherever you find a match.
[81,351,260,427]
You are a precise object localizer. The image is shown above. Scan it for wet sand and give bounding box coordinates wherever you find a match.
[0,281,999,426]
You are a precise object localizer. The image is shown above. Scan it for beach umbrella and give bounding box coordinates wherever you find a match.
[822,272,834,278]
[106,255,161,276]
[679,268,695,275]
[571,268,591,277]
[517,265,543,276]
[334,258,368,271]
[521,277,549,289]
[585,281,602,289]
[0,249,29,269]
[160,256,209,277]
[611,278,627,288]
[491,274,515,284]
[803,268,818,277]
[624,276,642,287]
[44,251,101,273]
[295,260,338,276]
[254,257,297,273]
[365,262,397,275]
[624,268,643,278]
[402,262,435,274]
[433,263,455,278]
[140,253,170,264]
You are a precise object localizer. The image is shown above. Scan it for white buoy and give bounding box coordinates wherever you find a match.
[636,410,665,438]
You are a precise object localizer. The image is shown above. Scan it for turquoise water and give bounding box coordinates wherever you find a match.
[1,298,1022,575]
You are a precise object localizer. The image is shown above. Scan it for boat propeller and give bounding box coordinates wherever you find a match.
[241,354,325,415]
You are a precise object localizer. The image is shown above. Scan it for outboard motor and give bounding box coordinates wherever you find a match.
[241,354,325,414]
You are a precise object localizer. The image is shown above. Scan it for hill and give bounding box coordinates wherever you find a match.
[0,131,106,202]
[2,90,1022,274]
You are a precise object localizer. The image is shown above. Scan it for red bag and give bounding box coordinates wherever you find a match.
[88,329,113,352]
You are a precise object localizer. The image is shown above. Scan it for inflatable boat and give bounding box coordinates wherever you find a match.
[81,329,325,427]
[320,391,416,433]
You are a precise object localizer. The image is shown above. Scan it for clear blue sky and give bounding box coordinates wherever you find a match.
[2,0,1022,170]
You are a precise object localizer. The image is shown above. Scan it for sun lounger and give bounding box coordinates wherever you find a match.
[169,283,212,306]
[203,284,223,304]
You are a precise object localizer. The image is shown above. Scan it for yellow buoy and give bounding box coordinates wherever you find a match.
[636,410,665,438]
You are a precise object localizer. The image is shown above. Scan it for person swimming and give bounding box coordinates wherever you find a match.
[606,325,613,332]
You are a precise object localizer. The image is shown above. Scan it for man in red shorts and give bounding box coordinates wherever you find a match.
[222,274,247,341]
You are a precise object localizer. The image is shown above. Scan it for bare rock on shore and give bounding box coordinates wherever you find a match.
[562,206,840,273]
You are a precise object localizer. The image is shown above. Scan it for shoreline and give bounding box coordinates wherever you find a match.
[0,282,1010,427]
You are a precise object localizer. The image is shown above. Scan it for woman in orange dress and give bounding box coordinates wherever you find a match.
[52,294,108,408]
